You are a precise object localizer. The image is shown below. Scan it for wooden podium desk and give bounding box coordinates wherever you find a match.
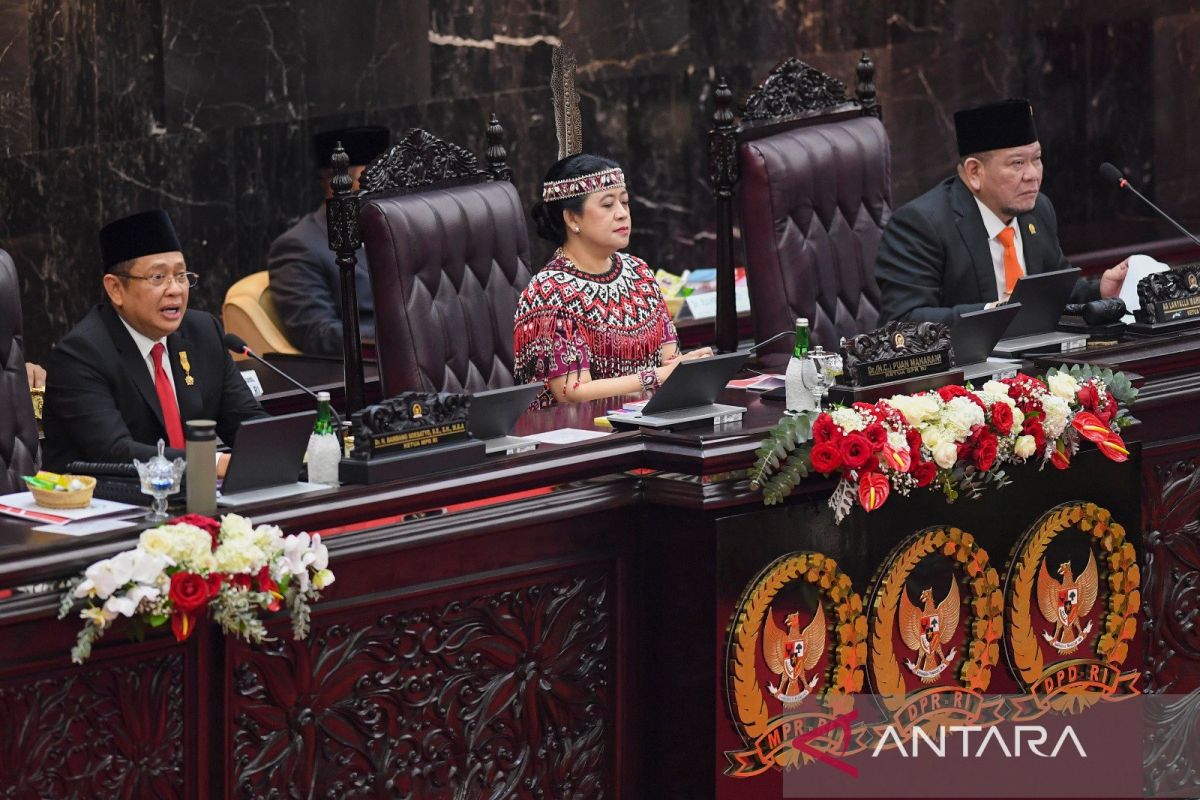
[0,332,1197,798]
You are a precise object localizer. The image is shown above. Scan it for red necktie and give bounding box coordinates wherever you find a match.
[150,342,185,448]
[996,226,1024,295]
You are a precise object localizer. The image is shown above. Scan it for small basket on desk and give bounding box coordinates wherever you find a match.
[29,475,97,509]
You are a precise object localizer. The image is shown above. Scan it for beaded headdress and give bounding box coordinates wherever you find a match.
[541,167,626,203]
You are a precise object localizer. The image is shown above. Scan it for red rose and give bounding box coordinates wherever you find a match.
[810,441,843,474]
[812,413,840,445]
[206,573,225,596]
[168,571,210,614]
[839,432,874,471]
[912,461,937,487]
[972,431,999,472]
[1024,419,1046,450]
[1097,392,1118,425]
[169,513,222,550]
[989,402,1014,436]
[937,385,970,402]
[1077,382,1099,410]
[863,422,888,451]
[905,428,923,454]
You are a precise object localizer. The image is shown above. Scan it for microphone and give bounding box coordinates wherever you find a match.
[747,329,796,354]
[1099,162,1200,248]
[223,333,344,432]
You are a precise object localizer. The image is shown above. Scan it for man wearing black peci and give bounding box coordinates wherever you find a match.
[43,210,267,474]
[267,126,390,356]
[875,98,1128,326]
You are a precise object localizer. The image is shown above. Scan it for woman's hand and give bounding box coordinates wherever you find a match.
[657,347,713,383]
[679,347,713,361]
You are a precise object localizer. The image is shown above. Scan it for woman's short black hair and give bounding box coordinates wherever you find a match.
[531,153,623,246]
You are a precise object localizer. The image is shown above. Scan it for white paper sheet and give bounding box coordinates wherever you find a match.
[523,428,611,445]
[1120,254,1170,320]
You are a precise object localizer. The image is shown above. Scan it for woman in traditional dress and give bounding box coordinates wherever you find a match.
[514,154,711,405]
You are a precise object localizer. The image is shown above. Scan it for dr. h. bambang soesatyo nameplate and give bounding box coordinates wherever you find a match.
[341,392,484,484]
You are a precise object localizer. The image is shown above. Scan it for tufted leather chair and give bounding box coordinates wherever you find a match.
[328,119,532,399]
[0,250,40,493]
[710,54,891,367]
[360,180,532,393]
[738,114,891,367]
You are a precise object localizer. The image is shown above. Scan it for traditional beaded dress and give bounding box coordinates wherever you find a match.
[513,251,678,405]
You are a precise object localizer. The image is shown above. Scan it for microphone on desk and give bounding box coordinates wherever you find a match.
[223,333,344,432]
[1099,162,1200,248]
[747,329,796,354]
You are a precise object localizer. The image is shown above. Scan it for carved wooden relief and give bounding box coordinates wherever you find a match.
[0,653,185,798]
[361,129,483,195]
[738,57,852,122]
[229,573,612,798]
[1141,457,1200,694]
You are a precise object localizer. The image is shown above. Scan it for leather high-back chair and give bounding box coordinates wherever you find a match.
[0,250,39,493]
[710,54,892,368]
[328,116,532,400]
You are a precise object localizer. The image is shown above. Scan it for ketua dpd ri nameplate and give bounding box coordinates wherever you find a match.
[341,392,485,484]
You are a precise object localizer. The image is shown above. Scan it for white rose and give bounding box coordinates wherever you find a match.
[1047,373,1079,401]
[921,426,946,450]
[933,442,959,469]
[945,396,985,434]
[982,380,1010,398]
[1010,406,1025,430]
[1014,435,1037,459]
[887,394,940,426]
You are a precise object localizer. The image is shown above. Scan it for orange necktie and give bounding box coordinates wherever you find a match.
[150,342,185,448]
[995,226,1023,295]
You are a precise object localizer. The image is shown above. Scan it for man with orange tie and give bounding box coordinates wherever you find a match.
[42,210,266,474]
[876,98,1128,325]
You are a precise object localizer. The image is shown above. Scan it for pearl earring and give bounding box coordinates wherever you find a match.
[572,226,580,233]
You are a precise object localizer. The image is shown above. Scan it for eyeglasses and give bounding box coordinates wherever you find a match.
[114,271,200,288]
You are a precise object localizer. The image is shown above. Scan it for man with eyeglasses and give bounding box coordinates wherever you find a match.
[43,210,267,473]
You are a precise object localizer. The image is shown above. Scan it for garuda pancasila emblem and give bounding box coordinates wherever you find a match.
[762,603,825,708]
[1037,552,1097,654]
[899,583,960,683]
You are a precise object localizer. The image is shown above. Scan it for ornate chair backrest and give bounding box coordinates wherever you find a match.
[0,250,39,493]
[327,115,532,406]
[709,54,891,367]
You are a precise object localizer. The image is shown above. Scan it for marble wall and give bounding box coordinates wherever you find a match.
[3,0,1199,362]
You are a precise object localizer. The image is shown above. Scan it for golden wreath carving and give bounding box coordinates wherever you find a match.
[870,527,1003,714]
[727,552,867,769]
[1006,502,1138,709]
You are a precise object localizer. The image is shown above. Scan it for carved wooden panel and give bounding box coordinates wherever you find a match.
[228,571,612,798]
[0,652,185,798]
[361,128,483,196]
[738,57,853,122]
[1141,456,1200,693]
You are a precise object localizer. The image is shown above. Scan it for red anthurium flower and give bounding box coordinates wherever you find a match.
[256,565,282,612]
[171,610,196,643]
[1049,441,1071,470]
[839,432,874,471]
[1071,411,1113,443]
[858,472,890,512]
[1096,432,1130,463]
[882,445,912,473]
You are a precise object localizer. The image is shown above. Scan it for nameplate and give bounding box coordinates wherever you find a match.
[350,391,471,460]
[366,422,468,454]
[851,348,951,387]
[1147,294,1200,323]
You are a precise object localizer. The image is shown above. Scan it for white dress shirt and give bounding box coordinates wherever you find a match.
[974,196,1026,300]
[118,315,181,402]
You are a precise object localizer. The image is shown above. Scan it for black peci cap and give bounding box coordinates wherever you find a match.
[312,125,390,169]
[98,210,182,272]
[954,99,1038,158]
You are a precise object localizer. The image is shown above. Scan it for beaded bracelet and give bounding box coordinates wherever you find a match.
[638,369,660,393]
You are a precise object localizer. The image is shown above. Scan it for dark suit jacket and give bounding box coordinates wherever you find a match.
[42,304,268,470]
[876,176,1099,325]
[267,208,375,356]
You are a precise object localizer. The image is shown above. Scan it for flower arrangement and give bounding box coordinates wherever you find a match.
[749,365,1136,522]
[58,513,334,664]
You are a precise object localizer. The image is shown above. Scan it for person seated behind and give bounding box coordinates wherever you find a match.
[43,210,267,475]
[513,153,711,405]
[267,126,391,356]
[875,98,1128,325]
